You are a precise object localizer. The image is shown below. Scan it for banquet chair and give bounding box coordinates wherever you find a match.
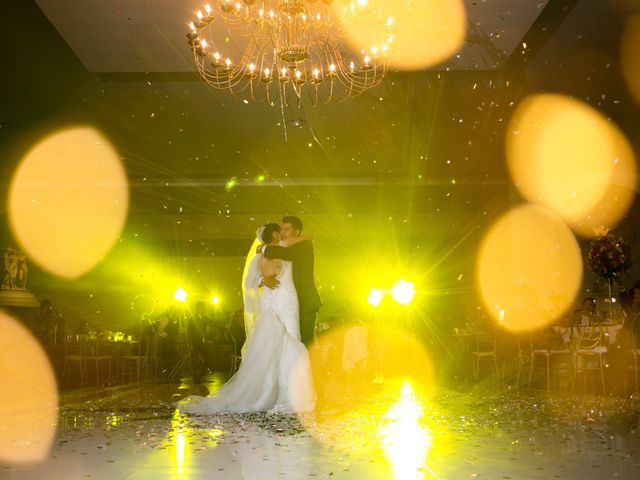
[572,326,607,394]
[631,332,640,392]
[528,329,571,391]
[84,339,113,386]
[121,341,149,383]
[471,331,498,380]
[62,337,85,386]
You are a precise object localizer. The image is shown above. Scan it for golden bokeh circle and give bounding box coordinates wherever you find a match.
[477,204,583,332]
[506,94,636,237]
[0,312,58,464]
[8,126,129,278]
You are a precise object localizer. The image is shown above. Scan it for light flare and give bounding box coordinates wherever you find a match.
[379,381,433,480]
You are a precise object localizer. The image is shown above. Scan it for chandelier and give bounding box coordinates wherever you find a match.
[187,1,393,105]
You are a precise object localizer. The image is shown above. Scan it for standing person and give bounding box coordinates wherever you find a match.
[188,301,211,383]
[260,216,322,346]
[180,223,315,414]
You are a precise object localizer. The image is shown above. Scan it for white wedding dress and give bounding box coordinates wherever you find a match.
[180,256,316,415]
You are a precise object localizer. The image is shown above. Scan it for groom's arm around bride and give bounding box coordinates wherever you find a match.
[261,216,322,346]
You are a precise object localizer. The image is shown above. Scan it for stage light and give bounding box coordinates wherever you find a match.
[173,287,188,303]
[368,287,384,307]
[212,295,220,305]
[390,279,416,305]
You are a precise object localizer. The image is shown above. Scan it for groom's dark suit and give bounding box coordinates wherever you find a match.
[263,240,321,346]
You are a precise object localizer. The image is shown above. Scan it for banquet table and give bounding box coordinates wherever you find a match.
[552,324,623,346]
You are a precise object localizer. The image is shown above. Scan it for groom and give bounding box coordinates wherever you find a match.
[260,216,322,346]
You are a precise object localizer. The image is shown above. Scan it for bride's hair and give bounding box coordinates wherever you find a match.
[258,222,281,244]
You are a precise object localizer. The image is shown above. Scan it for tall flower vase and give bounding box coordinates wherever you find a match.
[607,277,613,320]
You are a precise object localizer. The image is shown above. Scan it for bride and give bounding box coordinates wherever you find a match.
[179,223,316,414]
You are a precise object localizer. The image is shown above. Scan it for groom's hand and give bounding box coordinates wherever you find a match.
[262,276,280,289]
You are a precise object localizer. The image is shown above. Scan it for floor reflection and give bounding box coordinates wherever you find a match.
[1,374,640,479]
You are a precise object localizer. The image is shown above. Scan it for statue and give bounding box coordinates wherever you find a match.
[2,247,28,290]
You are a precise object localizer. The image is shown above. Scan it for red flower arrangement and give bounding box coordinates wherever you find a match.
[586,234,632,279]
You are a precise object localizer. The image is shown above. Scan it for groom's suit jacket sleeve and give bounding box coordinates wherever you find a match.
[263,241,322,312]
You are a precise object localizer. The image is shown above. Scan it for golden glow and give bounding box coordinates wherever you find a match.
[211,295,220,305]
[225,177,237,190]
[368,287,384,307]
[477,204,582,332]
[0,312,58,464]
[621,16,640,104]
[390,279,416,305]
[305,326,434,455]
[379,381,432,480]
[8,126,128,278]
[336,0,466,70]
[173,287,188,302]
[159,410,194,478]
[506,94,636,237]
[175,426,185,475]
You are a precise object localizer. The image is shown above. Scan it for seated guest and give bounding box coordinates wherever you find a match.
[572,297,598,326]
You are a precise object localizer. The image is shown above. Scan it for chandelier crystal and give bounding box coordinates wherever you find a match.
[187,1,393,105]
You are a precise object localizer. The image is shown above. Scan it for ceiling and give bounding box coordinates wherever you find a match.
[1,0,640,318]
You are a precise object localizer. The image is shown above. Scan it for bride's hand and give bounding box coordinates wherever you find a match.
[262,276,280,289]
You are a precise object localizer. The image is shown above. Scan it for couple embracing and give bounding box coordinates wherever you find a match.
[180,216,321,415]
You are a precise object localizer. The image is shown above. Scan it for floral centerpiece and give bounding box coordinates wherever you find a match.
[586,233,632,279]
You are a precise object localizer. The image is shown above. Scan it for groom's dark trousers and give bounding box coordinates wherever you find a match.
[263,240,322,346]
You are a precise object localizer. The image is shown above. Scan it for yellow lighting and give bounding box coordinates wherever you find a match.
[225,177,237,190]
[368,287,385,307]
[621,15,640,104]
[390,279,416,305]
[506,94,637,237]
[335,0,466,70]
[305,326,434,454]
[477,204,582,332]
[379,381,432,480]
[174,287,188,302]
[8,126,129,278]
[212,295,220,305]
[0,312,58,464]
[175,427,185,475]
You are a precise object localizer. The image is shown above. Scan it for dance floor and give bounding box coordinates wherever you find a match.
[2,374,640,480]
